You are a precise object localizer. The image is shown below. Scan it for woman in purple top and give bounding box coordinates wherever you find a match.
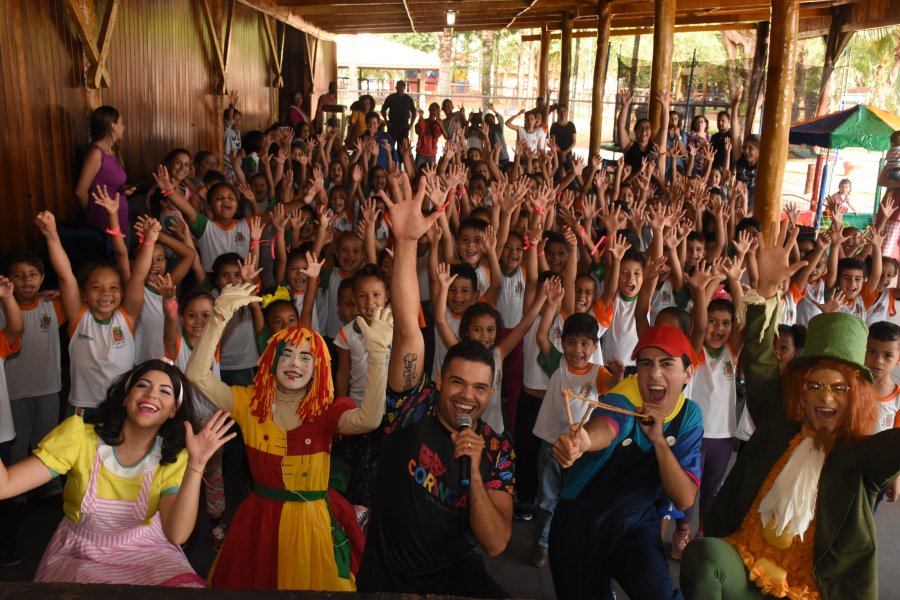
[75,106,130,232]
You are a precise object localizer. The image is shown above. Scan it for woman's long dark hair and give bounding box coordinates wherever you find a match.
[94,360,198,465]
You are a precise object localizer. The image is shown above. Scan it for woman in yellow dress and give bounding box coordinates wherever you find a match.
[186,282,392,590]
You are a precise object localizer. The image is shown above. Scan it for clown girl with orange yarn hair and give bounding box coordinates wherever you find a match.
[185,282,393,591]
[681,222,900,600]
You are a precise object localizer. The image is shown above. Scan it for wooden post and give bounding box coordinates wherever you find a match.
[810,7,852,205]
[755,0,800,234]
[538,26,551,101]
[589,0,612,158]
[744,21,769,136]
[649,0,675,132]
[559,13,573,108]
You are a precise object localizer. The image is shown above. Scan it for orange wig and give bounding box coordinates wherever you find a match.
[249,326,334,424]
[782,358,877,442]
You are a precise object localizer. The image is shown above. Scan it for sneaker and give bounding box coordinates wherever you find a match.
[210,523,227,552]
[671,527,692,560]
[531,545,549,568]
[354,505,369,531]
[0,550,23,567]
[514,503,534,521]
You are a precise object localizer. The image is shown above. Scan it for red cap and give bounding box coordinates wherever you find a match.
[631,324,695,362]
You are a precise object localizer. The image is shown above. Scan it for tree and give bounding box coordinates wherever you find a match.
[845,27,900,113]
[481,30,495,106]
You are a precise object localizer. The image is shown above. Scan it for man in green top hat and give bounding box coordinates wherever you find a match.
[681,221,900,600]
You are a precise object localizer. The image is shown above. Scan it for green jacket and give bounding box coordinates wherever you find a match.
[704,300,900,600]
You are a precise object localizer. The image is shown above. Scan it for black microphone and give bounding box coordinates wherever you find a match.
[456,414,473,487]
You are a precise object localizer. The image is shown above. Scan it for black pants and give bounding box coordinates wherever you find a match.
[513,389,544,505]
[550,499,683,600]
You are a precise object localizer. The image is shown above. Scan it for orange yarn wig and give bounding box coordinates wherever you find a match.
[782,358,877,442]
[249,326,334,424]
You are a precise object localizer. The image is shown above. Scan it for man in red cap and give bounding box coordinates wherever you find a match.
[548,324,703,599]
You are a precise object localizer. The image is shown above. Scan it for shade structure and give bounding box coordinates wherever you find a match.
[789,104,900,151]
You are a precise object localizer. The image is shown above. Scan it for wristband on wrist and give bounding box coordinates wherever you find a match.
[142,241,156,247]
[105,227,126,238]
[160,189,173,197]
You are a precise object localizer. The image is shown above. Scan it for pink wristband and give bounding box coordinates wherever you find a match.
[105,227,126,239]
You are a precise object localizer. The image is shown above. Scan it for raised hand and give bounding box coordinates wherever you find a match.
[149,273,176,300]
[820,289,847,313]
[543,276,564,307]
[270,203,289,232]
[607,233,632,261]
[213,282,262,322]
[685,260,717,292]
[92,185,121,216]
[185,410,237,472]
[298,251,325,280]
[382,174,440,243]
[755,220,806,298]
[238,181,255,205]
[152,165,175,193]
[248,216,264,242]
[0,276,14,300]
[238,252,262,284]
[140,216,162,245]
[436,262,457,293]
[357,306,394,355]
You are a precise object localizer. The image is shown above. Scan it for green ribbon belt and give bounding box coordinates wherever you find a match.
[252,484,351,579]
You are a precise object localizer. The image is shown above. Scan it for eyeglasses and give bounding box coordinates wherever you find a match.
[804,381,850,398]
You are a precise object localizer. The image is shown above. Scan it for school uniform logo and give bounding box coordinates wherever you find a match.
[39,312,51,330]
[871,303,885,317]
[514,281,524,296]
[235,231,246,244]
[661,291,672,303]
[111,326,125,346]
[575,383,595,398]
[723,361,735,379]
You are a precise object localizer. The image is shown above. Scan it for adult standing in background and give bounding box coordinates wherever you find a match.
[314,82,338,133]
[287,89,311,129]
[74,106,132,233]
[381,80,417,148]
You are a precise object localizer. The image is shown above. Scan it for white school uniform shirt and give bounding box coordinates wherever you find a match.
[839,291,874,321]
[323,269,353,340]
[650,279,677,325]
[875,385,900,433]
[211,289,258,370]
[291,289,321,333]
[533,359,610,445]
[169,334,221,420]
[432,311,462,379]
[134,287,165,364]
[795,278,825,327]
[335,320,391,407]
[481,347,505,434]
[0,334,21,443]
[332,211,354,233]
[2,297,63,399]
[191,215,252,272]
[599,293,641,367]
[496,266,525,328]
[522,314,564,391]
[866,289,897,326]
[688,344,738,438]
[475,263,490,299]
[779,283,805,327]
[68,306,136,409]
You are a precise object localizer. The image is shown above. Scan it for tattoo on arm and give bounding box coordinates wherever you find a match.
[403,353,418,389]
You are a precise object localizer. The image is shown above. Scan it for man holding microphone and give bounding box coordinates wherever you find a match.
[356,174,515,598]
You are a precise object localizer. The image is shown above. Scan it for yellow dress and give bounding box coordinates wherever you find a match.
[208,386,359,590]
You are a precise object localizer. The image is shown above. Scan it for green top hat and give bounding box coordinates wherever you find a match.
[787,312,873,382]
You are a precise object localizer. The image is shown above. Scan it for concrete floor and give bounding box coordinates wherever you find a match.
[4,441,900,599]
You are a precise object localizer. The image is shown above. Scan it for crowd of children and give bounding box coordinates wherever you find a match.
[0,85,898,599]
